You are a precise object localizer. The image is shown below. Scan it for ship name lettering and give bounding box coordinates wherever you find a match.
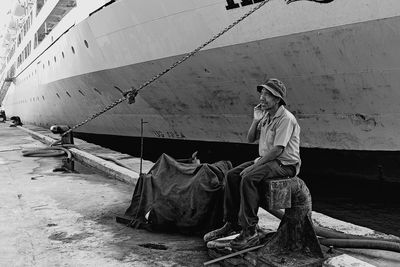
[225,0,264,10]
[153,131,165,138]
[153,130,185,139]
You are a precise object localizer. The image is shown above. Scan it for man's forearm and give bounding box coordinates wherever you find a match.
[254,146,283,166]
[247,119,260,143]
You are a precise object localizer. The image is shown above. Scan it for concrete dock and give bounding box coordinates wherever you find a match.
[1,123,399,266]
[0,123,209,266]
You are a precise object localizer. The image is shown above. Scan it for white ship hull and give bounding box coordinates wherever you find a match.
[2,0,400,150]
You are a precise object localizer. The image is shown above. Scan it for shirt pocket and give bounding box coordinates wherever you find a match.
[266,128,275,146]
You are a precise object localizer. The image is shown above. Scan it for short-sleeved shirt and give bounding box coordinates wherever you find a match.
[256,105,301,174]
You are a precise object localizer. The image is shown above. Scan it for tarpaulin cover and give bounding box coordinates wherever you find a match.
[124,153,232,235]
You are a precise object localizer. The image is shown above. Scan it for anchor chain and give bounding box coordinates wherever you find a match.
[62,0,271,137]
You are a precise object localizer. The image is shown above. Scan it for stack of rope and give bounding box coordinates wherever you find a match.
[21,141,74,161]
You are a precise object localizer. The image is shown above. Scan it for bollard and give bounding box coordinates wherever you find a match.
[9,116,22,126]
[61,157,75,172]
[204,178,325,266]
[258,177,324,266]
[50,125,74,172]
[0,110,6,122]
[50,125,74,145]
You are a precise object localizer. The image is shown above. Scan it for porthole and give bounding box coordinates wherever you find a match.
[71,46,75,54]
[78,90,85,96]
[62,52,65,58]
[66,91,71,97]
[113,86,123,93]
[56,93,60,99]
[54,56,56,62]
[48,60,50,66]
[93,88,102,95]
[42,96,45,100]
[84,40,89,48]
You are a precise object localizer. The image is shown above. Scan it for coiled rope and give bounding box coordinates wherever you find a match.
[22,144,74,159]
[61,0,271,137]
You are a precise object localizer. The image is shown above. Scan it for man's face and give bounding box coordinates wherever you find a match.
[259,88,280,111]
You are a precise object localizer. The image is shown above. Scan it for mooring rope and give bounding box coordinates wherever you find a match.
[62,0,271,137]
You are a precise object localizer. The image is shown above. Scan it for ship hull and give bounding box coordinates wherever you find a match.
[2,0,400,150]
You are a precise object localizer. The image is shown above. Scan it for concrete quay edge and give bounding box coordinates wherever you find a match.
[15,124,139,184]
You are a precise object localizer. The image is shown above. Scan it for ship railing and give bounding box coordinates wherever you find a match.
[10,0,76,77]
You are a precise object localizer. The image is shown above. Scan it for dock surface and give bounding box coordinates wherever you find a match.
[1,123,399,266]
[0,123,209,266]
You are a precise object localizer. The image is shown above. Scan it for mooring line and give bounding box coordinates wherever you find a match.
[62,0,271,136]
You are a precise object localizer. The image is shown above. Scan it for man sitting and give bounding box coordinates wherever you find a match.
[204,78,301,250]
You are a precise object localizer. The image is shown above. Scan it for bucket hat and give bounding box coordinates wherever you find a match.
[256,78,287,105]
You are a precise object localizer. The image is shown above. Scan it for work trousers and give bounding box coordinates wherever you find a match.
[224,160,296,229]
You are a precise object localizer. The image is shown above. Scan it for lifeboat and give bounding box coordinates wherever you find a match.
[7,16,18,31]
[1,40,11,49]
[3,30,16,43]
[12,1,26,17]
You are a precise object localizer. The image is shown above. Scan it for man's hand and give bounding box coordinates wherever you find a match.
[253,104,265,121]
[240,165,254,177]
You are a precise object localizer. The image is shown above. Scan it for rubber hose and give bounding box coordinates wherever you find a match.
[97,155,133,170]
[22,146,72,159]
[268,209,400,244]
[319,238,400,253]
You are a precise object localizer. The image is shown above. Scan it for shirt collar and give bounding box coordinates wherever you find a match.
[267,105,285,120]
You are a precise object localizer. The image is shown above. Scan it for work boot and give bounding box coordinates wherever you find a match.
[203,222,241,242]
[230,227,259,250]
